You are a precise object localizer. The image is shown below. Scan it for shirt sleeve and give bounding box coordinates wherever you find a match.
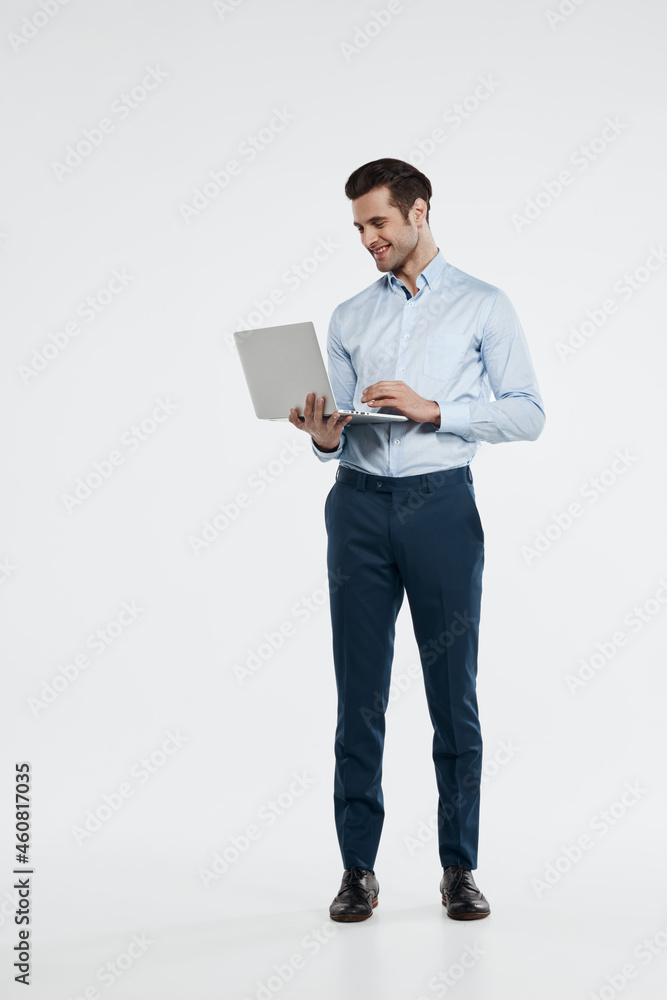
[433,289,546,443]
[311,307,356,463]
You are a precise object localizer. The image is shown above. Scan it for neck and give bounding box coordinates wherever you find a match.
[391,236,439,296]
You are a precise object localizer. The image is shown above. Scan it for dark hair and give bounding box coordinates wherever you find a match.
[344,158,432,225]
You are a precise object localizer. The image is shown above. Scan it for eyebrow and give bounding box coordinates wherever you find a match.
[353,216,389,228]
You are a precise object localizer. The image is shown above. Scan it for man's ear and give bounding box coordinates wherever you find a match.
[412,197,428,227]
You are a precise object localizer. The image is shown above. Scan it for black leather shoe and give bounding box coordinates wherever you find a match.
[440,865,490,920]
[329,867,379,922]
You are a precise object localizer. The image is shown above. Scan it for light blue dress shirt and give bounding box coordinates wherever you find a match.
[312,248,545,476]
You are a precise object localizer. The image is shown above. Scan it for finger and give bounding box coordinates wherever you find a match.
[301,393,316,428]
[329,413,352,432]
[361,382,388,402]
[314,395,326,424]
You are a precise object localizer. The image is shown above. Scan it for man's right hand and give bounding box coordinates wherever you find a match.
[288,393,352,452]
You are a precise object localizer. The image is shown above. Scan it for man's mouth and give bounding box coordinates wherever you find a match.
[372,243,391,258]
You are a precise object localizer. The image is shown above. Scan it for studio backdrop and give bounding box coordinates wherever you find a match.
[2,1,666,998]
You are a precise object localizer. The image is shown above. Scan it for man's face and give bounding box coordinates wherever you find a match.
[352,186,420,273]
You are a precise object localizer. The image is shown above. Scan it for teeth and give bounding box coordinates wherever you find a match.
[374,245,389,254]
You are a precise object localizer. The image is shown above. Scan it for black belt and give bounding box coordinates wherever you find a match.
[335,464,472,492]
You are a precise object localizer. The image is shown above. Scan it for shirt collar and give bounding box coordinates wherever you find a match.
[388,247,447,296]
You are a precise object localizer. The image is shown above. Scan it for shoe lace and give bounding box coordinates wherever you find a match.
[443,864,466,891]
[345,866,373,882]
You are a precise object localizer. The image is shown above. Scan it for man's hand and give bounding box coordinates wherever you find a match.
[360,380,440,425]
[288,393,353,451]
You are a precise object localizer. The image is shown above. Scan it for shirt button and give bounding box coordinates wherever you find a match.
[405,334,410,339]
[394,439,400,444]
[400,367,405,373]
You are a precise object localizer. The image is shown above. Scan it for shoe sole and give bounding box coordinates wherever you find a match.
[441,896,490,919]
[329,896,378,922]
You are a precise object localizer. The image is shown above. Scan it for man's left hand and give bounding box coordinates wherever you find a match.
[360,380,440,425]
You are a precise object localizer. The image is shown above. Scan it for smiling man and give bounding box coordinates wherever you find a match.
[288,157,546,922]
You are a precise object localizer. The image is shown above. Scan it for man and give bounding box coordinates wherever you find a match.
[288,158,545,922]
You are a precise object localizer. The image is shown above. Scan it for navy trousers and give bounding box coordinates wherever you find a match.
[324,463,485,871]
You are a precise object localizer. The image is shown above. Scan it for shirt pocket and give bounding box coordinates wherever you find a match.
[423,332,469,383]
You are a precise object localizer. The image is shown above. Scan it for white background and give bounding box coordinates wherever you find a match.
[1,0,666,997]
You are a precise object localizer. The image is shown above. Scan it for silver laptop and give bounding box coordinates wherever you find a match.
[234,321,408,424]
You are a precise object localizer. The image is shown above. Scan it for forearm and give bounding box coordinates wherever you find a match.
[313,438,340,453]
[312,434,345,462]
[433,394,546,442]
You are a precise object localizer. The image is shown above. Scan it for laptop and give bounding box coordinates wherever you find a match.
[234,321,409,424]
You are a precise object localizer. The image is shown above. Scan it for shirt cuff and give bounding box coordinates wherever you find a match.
[311,435,344,462]
[433,401,473,439]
